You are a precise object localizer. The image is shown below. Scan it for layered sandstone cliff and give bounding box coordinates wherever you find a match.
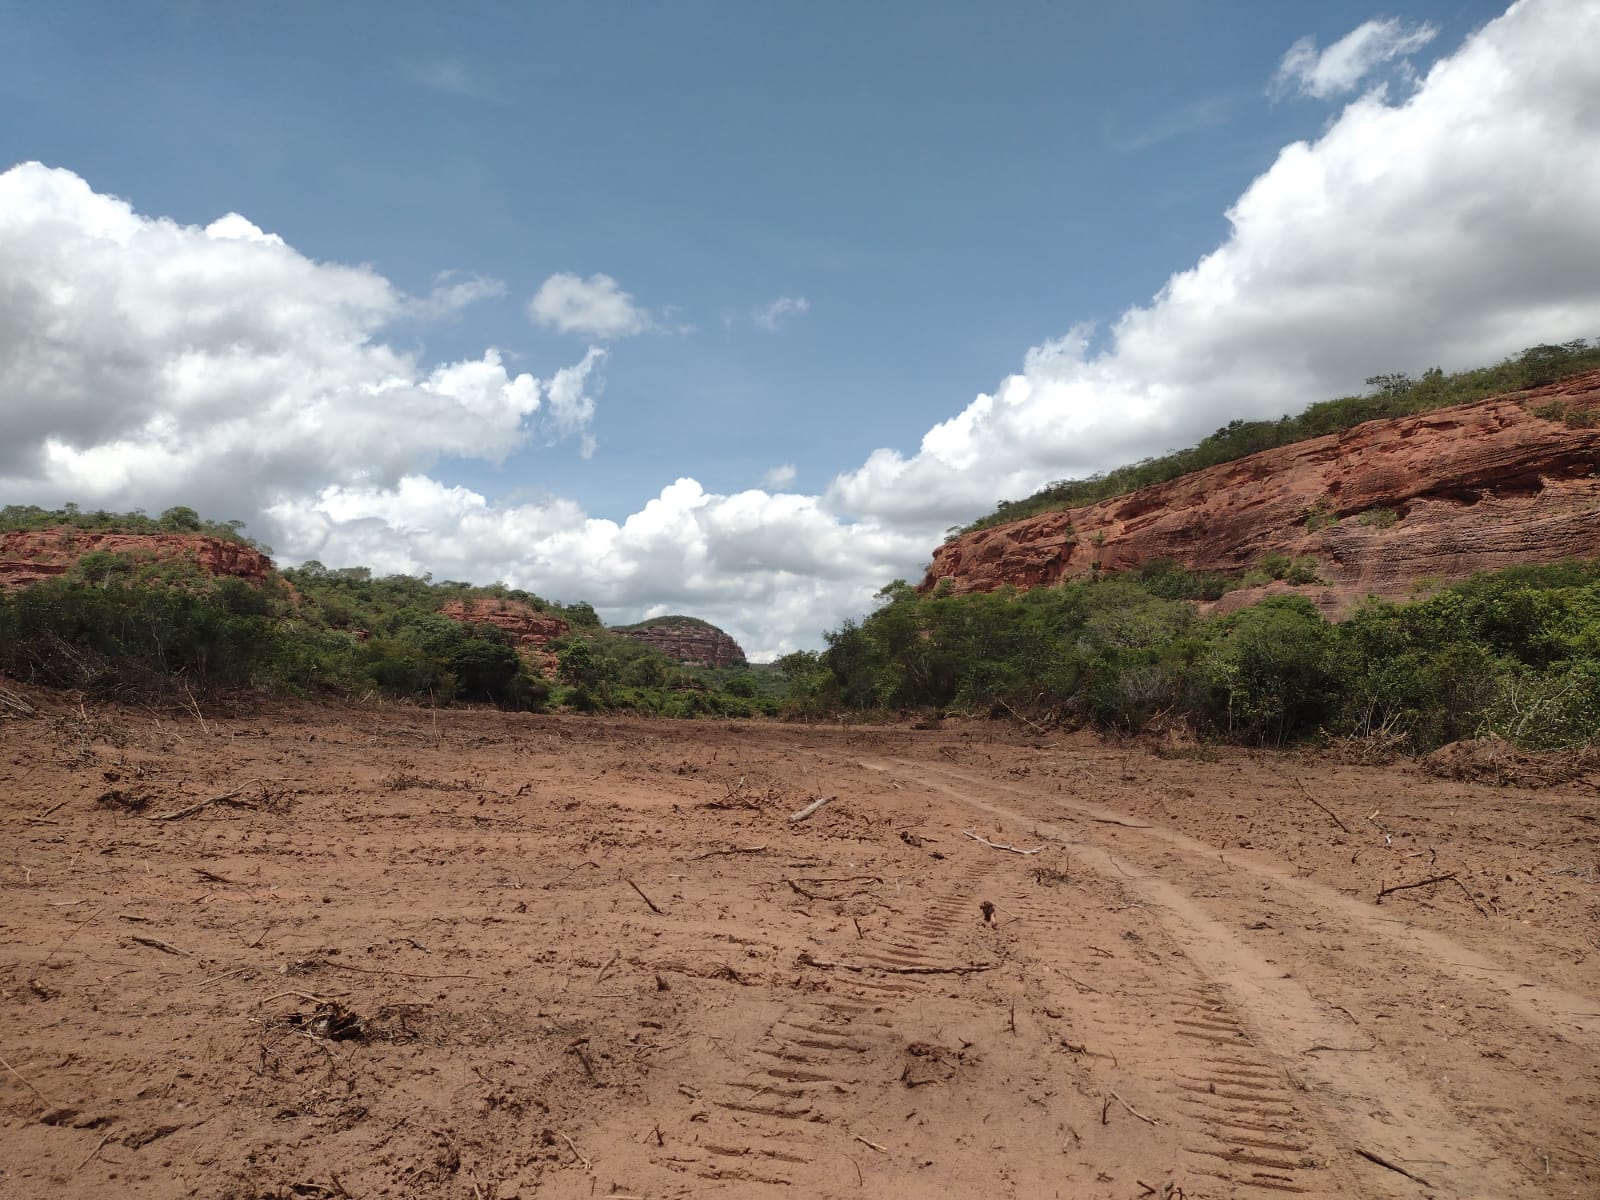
[612,617,747,668]
[922,371,1600,615]
[438,598,570,677]
[0,530,274,591]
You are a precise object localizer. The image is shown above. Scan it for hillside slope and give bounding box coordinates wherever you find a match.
[923,369,1600,614]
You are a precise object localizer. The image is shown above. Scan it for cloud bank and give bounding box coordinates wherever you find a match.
[3,0,1598,658]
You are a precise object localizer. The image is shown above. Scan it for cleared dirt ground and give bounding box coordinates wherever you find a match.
[2,692,1597,1199]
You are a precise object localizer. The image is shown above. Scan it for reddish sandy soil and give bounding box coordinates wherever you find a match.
[1,691,1597,1199]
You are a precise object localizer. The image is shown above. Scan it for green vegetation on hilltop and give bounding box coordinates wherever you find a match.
[1,503,268,549]
[957,339,1600,537]
[780,558,1600,751]
[609,613,721,633]
[0,514,774,716]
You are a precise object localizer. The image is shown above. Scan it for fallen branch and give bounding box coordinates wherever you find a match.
[626,877,664,915]
[1295,778,1351,834]
[798,951,995,976]
[144,782,262,822]
[1354,1147,1432,1188]
[961,830,1043,855]
[1090,817,1152,829]
[854,1134,887,1153]
[788,795,837,823]
[690,844,768,860]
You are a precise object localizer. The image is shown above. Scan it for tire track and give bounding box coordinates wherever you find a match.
[867,756,1547,1198]
[652,853,1007,1190]
[1001,883,1331,1196]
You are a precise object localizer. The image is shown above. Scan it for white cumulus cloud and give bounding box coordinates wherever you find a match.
[527,271,655,339]
[1272,16,1439,100]
[0,161,596,520]
[752,295,810,331]
[407,271,507,320]
[762,463,798,489]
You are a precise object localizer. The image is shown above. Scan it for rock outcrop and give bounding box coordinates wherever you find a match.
[612,617,747,668]
[0,530,275,591]
[922,370,1600,615]
[439,598,570,678]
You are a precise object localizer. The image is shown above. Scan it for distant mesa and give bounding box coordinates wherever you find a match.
[609,615,747,668]
[923,369,1600,615]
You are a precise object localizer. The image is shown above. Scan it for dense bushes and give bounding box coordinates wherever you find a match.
[0,533,774,715]
[802,560,1600,750]
[958,339,1600,537]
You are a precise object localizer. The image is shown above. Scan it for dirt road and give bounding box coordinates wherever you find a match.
[2,696,1596,1198]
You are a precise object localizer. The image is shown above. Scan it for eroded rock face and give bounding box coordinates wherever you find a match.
[0,530,275,591]
[613,619,747,668]
[922,370,1600,614]
[438,598,570,678]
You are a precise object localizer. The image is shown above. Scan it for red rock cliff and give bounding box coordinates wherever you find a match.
[613,618,747,668]
[439,598,570,678]
[0,530,275,591]
[922,370,1600,615]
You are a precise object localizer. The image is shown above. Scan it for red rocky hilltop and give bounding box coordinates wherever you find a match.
[612,617,747,668]
[922,370,1600,616]
[0,530,274,591]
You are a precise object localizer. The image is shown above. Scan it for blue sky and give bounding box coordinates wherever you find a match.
[2,1,1597,655]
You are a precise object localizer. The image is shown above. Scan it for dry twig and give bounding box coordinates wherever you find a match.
[0,1051,50,1104]
[1354,1147,1432,1187]
[1376,872,1488,916]
[960,830,1043,855]
[626,877,664,914]
[561,1131,592,1169]
[690,844,768,860]
[127,935,191,957]
[798,951,995,976]
[144,782,262,822]
[76,1130,116,1173]
[788,794,837,823]
[1294,778,1351,834]
[42,906,104,966]
[1108,1090,1159,1125]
